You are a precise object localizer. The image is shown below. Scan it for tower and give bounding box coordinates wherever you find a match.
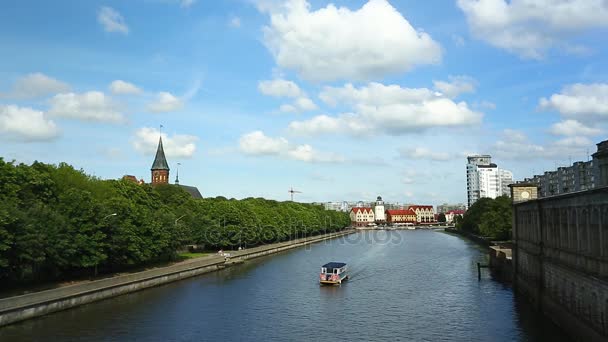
[151,136,170,185]
[374,196,386,223]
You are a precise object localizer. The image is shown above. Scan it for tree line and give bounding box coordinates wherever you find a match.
[0,158,350,286]
[456,196,512,240]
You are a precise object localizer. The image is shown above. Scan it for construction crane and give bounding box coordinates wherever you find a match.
[288,187,302,201]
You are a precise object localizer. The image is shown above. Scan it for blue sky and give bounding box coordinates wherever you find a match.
[1,0,607,205]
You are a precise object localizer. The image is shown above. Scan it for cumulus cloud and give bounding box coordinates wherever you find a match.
[98,7,129,34]
[0,105,59,142]
[238,130,344,163]
[258,79,304,98]
[109,80,142,95]
[290,82,482,136]
[1,73,70,99]
[147,92,183,112]
[539,83,608,120]
[457,0,608,59]
[399,147,451,161]
[492,129,593,160]
[48,91,125,123]
[260,0,442,81]
[549,119,602,136]
[133,127,198,158]
[433,75,476,99]
[259,79,317,113]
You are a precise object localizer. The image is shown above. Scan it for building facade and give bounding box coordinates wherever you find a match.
[407,205,435,223]
[437,203,467,213]
[445,209,466,223]
[349,207,375,227]
[385,209,417,224]
[518,140,608,198]
[467,155,513,207]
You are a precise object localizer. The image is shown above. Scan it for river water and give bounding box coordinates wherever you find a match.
[0,230,570,341]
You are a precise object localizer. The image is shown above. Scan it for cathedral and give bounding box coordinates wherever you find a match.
[123,134,202,199]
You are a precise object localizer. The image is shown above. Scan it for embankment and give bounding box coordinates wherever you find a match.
[0,229,354,327]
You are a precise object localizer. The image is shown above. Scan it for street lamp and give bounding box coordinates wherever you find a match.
[103,213,117,220]
[175,215,186,227]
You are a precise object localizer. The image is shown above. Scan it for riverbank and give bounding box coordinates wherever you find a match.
[443,228,513,281]
[0,229,355,327]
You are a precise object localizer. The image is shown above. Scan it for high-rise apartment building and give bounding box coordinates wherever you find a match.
[466,155,513,207]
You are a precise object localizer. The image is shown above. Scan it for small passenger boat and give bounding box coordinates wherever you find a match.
[319,262,348,285]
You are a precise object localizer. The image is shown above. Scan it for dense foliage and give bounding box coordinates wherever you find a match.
[456,196,512,240]
[0,158,349,285]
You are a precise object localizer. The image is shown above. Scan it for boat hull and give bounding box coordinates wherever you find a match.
[319,275,349,285]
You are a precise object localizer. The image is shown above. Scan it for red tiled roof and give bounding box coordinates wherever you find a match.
[408,205,434,210]
[447,210,466,215]
[386,209,416,216]
[351,207,373,214]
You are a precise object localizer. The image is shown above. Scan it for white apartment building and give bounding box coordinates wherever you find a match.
[467,155,513,207]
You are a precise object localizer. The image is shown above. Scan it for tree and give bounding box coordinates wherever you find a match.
[437,213,446,223]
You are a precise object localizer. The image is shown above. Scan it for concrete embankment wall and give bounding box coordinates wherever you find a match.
[0,229,354,327]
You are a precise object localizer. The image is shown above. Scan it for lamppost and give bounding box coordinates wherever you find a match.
[103,213,117,220]
[175,215,186,228]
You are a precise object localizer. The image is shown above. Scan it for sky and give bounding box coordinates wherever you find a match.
[1,0,607,205]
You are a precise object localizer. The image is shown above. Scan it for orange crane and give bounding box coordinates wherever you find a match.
[288,187,302,201]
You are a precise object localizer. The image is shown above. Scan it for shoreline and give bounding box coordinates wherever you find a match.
[0,228,355,328]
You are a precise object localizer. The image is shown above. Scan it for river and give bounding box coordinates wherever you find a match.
[0,230,570,341]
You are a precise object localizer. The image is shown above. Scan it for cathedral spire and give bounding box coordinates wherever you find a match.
[151,134,170,185]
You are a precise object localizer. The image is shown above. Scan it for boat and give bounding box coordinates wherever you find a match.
[319,262,348,285]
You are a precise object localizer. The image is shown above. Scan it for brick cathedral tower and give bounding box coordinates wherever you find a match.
[151,136,170,185]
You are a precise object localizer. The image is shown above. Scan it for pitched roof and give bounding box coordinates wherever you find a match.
[351,207,373,214]
[178,185,203,199]
[408,205,433,210]
[151,137,170,171]
[447,210,466,215]
[386,209,416,216]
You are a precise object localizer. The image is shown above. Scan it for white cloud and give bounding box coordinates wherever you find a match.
[260,0,442,81]
[457,0,608,59]
[259,79,317,113]
[239,130,344,163]
[433,75,476,99]
[48,91,125,123]
[539,83,608,120]
[98,7,129,34]
[133,127,198,158]
[549,119,602,136]
[109,80,142,95]
[280,97,317,113]
[229,16,241,28]
[0,105,59,142]
[399,147,451,161]
[492,129,593,160]
[258,79,304,98]
[239,130,289,155]
[147,92,183,113]
[290,82,482,136]
[1,73,70,99]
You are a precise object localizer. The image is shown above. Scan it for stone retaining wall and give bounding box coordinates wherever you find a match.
[0,229,354,327]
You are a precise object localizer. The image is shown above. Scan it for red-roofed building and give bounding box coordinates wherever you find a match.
[445,209,466,223]
[407,205,435,223]
[350,207,375,227]
[385,209,417,224]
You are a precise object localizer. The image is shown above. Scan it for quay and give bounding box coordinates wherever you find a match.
[0,229,355,327]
